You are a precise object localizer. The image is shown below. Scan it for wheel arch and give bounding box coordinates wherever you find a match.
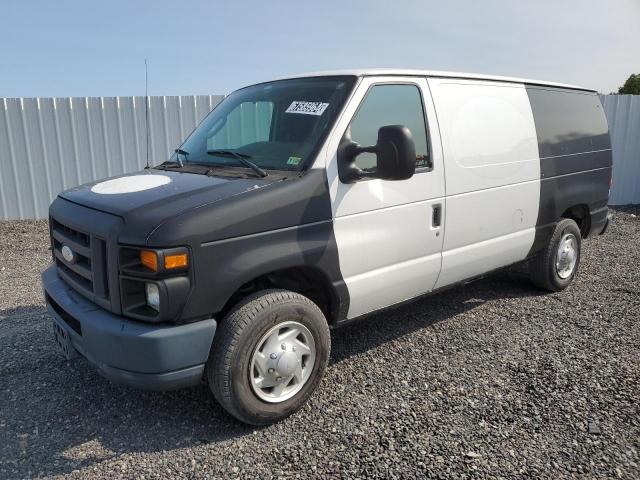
[561,204,591,238]
[217,265,342,325]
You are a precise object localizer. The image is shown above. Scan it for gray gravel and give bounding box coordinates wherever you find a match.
[1,208,639,479]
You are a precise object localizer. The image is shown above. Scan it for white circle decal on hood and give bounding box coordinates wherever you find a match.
[91,175,171,194]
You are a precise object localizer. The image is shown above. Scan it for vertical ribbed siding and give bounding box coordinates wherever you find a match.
[1,93,638,219]
[600,95,640,205]
[0,94,224,220]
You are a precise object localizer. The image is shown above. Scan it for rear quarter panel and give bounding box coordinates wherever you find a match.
[525,86,612,249]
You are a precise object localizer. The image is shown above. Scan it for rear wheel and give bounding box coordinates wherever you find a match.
[207,289,330,425]
[529,218,582,291]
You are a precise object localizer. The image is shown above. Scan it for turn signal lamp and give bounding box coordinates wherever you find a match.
[164,253,188,269]
[140,250,158,272]
[140,249,189,271]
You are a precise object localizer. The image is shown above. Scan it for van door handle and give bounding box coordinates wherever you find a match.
[432,204,442,227]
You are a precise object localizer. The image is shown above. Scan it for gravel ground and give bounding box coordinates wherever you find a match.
[0,208,639,479]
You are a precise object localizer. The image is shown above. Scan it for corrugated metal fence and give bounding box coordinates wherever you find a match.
[0,93,638,220]
[0,95,223,220]
[600,95,640,206]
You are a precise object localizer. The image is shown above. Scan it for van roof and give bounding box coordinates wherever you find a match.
[271,69,594,92]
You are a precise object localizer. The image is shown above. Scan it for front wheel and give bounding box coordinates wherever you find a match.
[207,289,330,425]
[529,218,582,291]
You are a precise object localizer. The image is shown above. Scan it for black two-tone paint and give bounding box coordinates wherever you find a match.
[525,86,612,255]
[52,167,349,324]
[145,168,349,322]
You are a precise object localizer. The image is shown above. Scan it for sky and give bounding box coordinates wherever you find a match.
[1,0,639,97]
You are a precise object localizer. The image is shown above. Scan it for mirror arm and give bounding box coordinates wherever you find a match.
[352,145,378,155]
[338,142,378,183]
[350,145,379,179]
[343,142,377,158]
[357,170,377,179]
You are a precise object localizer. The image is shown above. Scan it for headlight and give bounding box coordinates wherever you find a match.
[145,282,160,311]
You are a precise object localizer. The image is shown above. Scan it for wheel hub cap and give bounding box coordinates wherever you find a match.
[556,233,578,279]
[249,321,316,403]
[277,351,299,376]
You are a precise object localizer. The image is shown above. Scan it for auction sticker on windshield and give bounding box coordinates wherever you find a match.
[285,101,329,116]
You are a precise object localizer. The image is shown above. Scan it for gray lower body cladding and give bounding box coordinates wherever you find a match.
[42,265,217,390]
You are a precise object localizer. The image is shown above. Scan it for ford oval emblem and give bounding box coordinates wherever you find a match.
[61,245,76,264]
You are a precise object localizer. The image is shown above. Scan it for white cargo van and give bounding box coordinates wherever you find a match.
[43,69,612,424]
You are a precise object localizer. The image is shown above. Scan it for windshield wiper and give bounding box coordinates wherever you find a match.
[154,160,183,170]
[174,148,189,167]
[153,148,189,170]
[206,150,267,178]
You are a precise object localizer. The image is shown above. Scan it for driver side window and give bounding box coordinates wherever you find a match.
[349,84,430,170]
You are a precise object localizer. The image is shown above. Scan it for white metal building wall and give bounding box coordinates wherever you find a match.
[0,95,223,220]
[0,94,638,220]
[600,95,640,205]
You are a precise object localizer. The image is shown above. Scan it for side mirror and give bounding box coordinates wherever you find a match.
[338,125,417,183]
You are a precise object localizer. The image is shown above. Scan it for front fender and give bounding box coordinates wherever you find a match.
[181,220,347,320]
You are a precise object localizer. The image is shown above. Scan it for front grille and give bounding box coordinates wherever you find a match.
[50,217,109,302]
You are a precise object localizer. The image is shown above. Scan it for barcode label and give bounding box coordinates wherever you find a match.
[285,101,329,116]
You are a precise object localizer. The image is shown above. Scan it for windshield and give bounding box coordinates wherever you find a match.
[171,76,356,172]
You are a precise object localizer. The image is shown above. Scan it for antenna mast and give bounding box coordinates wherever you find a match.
[144,58,150,169]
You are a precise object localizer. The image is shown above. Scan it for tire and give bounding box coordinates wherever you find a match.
[207,289,330,425]
[529,218,582,291]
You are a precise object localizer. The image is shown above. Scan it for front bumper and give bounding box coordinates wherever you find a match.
[42,265,216,391]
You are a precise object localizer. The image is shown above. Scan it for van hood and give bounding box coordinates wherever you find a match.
[59,170,281,240]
